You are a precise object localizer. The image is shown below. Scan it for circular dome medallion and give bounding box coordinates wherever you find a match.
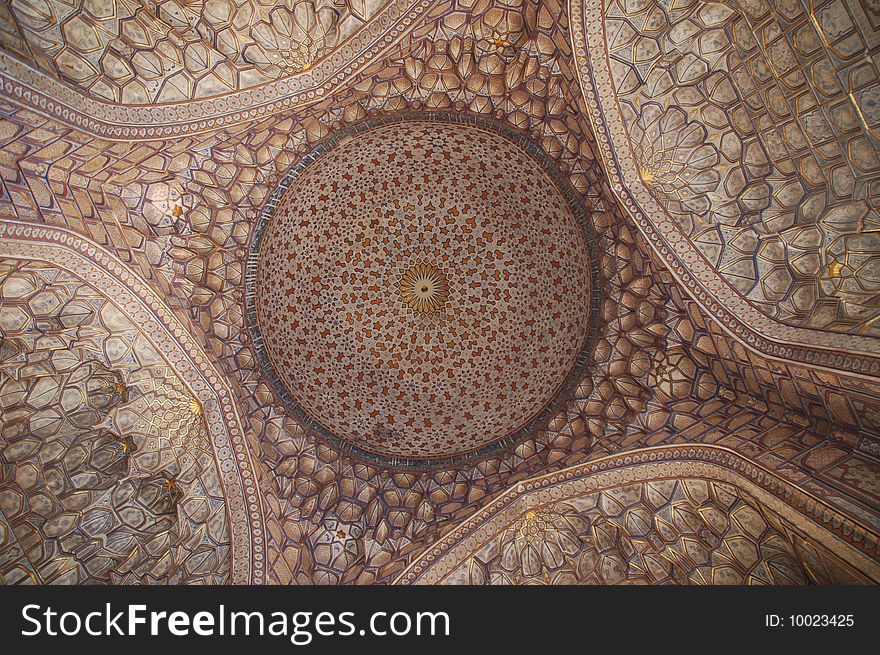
[249,116,597,467]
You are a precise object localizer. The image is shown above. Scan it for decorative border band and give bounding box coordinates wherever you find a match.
[0,0,432,140]
[568,0,880,379]
[395,444,880,584]
[0,221,266,584]
[244,111,603,470]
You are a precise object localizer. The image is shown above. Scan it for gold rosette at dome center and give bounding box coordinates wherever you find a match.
[398,263,451,315]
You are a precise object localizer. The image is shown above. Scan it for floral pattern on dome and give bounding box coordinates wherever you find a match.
[249,118,597,464]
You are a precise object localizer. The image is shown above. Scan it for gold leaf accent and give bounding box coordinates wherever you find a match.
[398,263,451,315]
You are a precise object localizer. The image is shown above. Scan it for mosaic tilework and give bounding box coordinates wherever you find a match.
[251,118,596,463]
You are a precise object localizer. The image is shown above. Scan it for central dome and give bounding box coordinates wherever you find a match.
[251,117,595,465]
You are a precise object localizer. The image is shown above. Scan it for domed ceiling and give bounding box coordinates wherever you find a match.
[250,116,597,465]
[0,0,879,586]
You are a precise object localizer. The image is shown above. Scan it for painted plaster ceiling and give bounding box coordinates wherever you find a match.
[251,117,596,464]
[0,0,393,102]
[0,0,878,586]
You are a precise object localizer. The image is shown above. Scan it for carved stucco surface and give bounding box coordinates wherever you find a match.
[581,0,880,336]
[399,460,879,584]
[0,0,393,103]
[0,259,230,584]
[0,0,877,585]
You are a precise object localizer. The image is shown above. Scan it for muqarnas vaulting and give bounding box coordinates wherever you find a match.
[0,0,879,585]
